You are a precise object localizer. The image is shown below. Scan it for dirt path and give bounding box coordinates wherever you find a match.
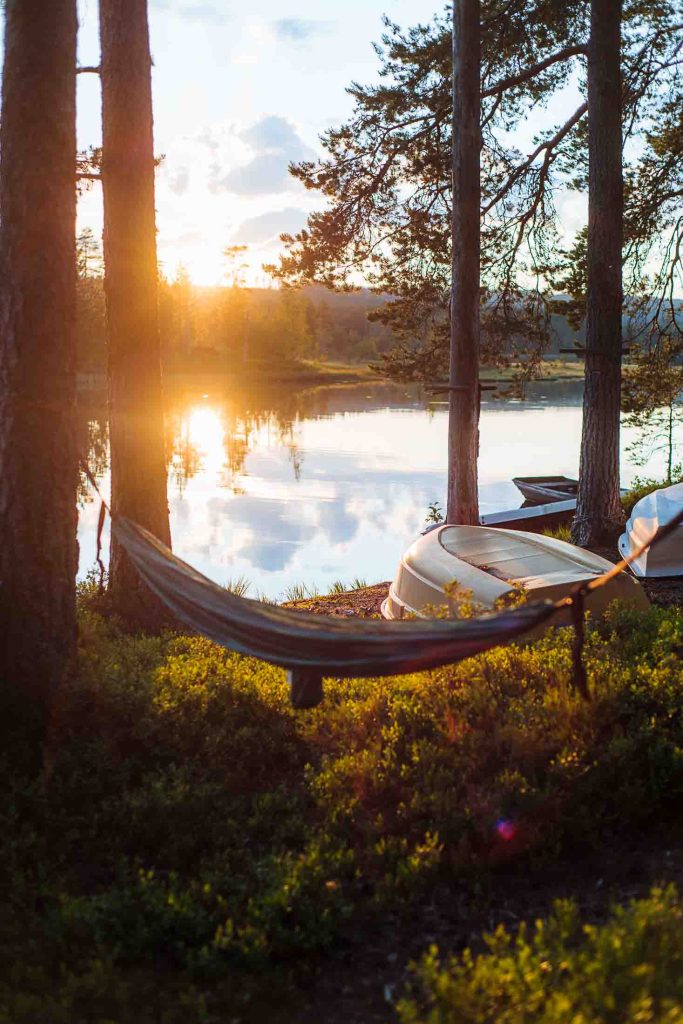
[286,582,390,618]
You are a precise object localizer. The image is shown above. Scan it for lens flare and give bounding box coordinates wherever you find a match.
[496,819,517,842]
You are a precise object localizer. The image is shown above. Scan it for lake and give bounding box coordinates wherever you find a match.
[78,376,676,599]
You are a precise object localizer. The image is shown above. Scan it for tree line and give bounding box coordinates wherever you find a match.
[76,237,396,373]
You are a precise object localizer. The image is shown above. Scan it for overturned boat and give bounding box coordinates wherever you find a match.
[382,525,648,624]
[480,497,575,532]
[513,475,578,504]
[618,482,683,578]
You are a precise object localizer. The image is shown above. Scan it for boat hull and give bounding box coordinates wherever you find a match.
[382,525,648,629]
[618,482,683,578]
[480,498,575,532]
[513,476,578,505]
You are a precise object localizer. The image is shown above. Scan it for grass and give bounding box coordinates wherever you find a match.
[328,577,368,594]
[327,579,347,594]
[224,574,252,597]
[2,594,683,1021]
[541,524,572,543]
[479,359,587,382]
[282,581,321,602]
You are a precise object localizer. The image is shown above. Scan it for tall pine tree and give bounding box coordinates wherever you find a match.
[573,0,624,547]
[447,0,481,524]
[100,0,172,624]
[0,0,79,745]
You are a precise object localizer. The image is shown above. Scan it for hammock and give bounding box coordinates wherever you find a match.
[112,517,561,708]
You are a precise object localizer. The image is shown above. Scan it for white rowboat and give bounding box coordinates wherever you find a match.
[382,525,648,625]
[618,483,683,578]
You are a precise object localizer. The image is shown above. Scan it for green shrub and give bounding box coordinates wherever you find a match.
[622,468,683,515]
[397,885,683,1023]
[2,600,683,1019]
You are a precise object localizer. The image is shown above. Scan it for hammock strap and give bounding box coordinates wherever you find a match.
[81,460,109,596]
[95,501,107,596]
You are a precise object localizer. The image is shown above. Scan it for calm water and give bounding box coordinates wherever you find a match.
[78,377,675,598]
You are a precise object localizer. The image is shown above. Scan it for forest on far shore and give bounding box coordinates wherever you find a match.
[77,243,398,372]
[77,261,681,380]
[75,231,616,375]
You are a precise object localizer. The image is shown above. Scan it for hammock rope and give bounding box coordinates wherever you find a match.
[83,463,683,709]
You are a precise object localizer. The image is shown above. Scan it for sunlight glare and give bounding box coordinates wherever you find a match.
[187,406,225,470]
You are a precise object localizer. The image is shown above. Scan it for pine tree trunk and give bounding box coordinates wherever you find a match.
[447,0,481,525]
[0,0,79,743]
[100,0,172,626]
[572,0,624,547]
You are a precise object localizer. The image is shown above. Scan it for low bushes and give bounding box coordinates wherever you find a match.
[1,598,683,1020]
[398,886,683,1023]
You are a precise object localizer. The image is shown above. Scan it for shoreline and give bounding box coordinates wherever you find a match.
[76,356,589,393]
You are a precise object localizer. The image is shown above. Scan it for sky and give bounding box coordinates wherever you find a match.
[0,1,586,288]
[74,0,439,285]
[73,0,587,287]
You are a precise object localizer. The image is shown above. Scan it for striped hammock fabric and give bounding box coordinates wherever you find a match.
[112,517,561,709]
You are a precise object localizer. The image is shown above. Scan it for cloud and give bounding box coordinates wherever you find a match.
[272,18,333,42]
[217,153,293,196]
[240,116,309,156]
[167,166,190,195]
[232,207,307,245]
[237,541,297,573]
[209,115,315,197]
[152,0,229,24]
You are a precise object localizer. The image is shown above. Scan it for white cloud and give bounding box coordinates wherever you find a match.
[232,207,307,245]
[208,115,315,196]
[152,0,230,24]
[216,153,293,196]
[240,115,309,155]
[272,18,333,42]
[167,166,190,195]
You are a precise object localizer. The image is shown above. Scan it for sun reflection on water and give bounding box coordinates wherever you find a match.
[187,405,224,467]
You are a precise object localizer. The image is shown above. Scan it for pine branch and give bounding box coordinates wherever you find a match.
[77,66,101,75]
[482,44,587,97]
[481,100,587,214]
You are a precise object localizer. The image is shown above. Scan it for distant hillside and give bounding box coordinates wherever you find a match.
[548,294,683,357]
[77,277,682,375]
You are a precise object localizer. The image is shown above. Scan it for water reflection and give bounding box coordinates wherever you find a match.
[77,377,679,598]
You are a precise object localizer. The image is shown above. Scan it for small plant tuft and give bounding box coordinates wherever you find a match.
[425,501,445,525]
[283,581,321,602]
[541,524,572,543]
[224,574,252,597]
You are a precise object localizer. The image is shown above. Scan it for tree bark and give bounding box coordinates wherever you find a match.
[572,0,624,547]
[447,0,481,525]
[100,0,172,625]
[0,0,79,743]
